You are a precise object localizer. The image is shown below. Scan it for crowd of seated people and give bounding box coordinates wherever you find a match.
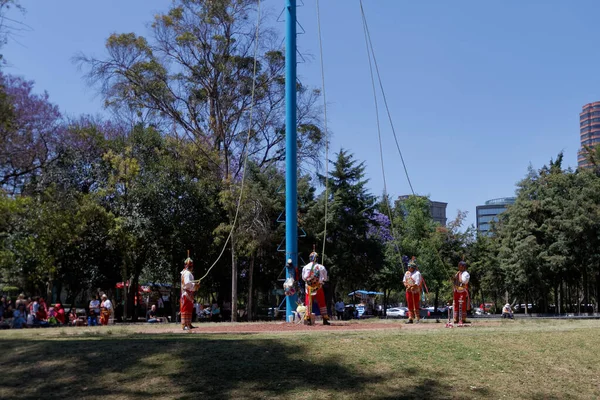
[0,292,114,329]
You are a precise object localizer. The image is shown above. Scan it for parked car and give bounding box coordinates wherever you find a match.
[386,307,408,318]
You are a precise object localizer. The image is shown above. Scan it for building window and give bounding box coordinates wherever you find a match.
[478,215,499,224]
[477,207,508,216]
[478,223,490,231]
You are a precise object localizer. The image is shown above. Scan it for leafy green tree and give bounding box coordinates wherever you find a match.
[307,149,382,306]
[78,0,325,319]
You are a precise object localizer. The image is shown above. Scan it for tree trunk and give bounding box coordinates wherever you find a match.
[434,287,440,312]
[247,253,255,321]
[595,271,600,313]
[555,285,560,315]
[231,233,238,322]
[560,279,564,314]
[567,281,572,313]
[584,270,590,315]
[122,262,129,321]
[480,289,485,314]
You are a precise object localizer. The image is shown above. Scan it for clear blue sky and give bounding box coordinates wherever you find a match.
[3,0,598,229]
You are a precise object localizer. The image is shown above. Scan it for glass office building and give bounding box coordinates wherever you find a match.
[476,197,516,235]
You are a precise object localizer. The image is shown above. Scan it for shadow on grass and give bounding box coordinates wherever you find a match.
[0,333,467,400]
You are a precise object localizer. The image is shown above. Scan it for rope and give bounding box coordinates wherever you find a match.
[359,1,415,195]
[199,0,262,282]
[359,0,407,275]
[316,0,329,263]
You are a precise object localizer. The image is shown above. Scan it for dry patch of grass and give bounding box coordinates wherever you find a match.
[1,319,599,399]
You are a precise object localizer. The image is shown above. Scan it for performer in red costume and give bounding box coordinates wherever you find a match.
[452,260,470,324]
[180,255,199,330]
[403,257,422,324]
[301,250,330,326]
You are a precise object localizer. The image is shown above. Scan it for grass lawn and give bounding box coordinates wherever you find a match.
[1,319,599,399]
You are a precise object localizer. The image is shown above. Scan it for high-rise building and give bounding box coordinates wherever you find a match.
[476,197,516,235]
[398,195,447,226]
[578,101,600,168]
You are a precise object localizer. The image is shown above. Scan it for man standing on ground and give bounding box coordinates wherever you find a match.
[403,257,422,324]
[180,256,199,330]
[302,250,330,326]
[452,260,470,324]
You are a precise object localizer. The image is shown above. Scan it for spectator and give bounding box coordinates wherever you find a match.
[31,296,40,320]
[88,294,100,326]
[335,299,345,320]
[211,303,221,322]
[502,303,514,319]
[100,294,112,325]
[16,293,26,307]
[4,297,13,319]
[12,305,26,329]
[194,302,201,322]
[48,306,58,325]
[157,296,164,316]
[55,303,66,325]
[38,298,48,321]
[146,305,158,323]
[69,308,78,326]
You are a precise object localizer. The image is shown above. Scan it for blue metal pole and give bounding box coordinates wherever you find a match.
[285,0,298,322]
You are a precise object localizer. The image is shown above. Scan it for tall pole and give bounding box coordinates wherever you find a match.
[285,0,298,321]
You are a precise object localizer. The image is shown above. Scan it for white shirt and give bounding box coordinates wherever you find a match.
[403,270,422,287]
[302,262,328,287]
[101,299,112,311]
[90,299,100,314]
[181,269,196,291]
[458,271,470,285]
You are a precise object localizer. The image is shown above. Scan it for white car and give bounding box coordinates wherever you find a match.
[386,307,408,318]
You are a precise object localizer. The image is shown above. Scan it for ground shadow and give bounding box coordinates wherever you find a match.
[0,330,488,400]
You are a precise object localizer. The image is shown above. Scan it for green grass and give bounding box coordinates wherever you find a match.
[1,320,600,399]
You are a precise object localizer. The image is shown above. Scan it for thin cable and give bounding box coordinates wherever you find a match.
[360,1,415,195]
[316,0,329,262]
[360,0,403,270]
[199,0,261,282]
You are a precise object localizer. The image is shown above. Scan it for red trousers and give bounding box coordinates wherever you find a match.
[405,290,420,320]
[180,291,193,327]
[453,291,468,321]
[305,287,328,317]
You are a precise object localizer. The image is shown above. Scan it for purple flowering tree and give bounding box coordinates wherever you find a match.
[0,72,64,193]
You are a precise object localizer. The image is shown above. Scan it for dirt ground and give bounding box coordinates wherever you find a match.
[138,319,490,334]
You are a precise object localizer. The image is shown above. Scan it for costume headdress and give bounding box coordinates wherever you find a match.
[309,244,318,263]
[408,256,418,269]
[184,250,193,269]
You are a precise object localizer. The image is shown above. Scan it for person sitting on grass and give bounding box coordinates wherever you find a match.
[38,297,48,321]
[55,303,66,325]
[12,304,27,329]
[146,305,159,323]
[47,306,58,325]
